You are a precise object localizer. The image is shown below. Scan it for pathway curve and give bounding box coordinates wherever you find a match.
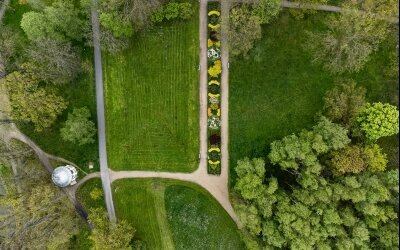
[91,0,116,223]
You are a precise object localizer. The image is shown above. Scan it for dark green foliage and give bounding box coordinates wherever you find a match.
[323,80,367,129]
[151,2,194,23]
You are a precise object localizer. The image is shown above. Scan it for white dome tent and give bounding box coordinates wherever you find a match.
[51,165,78,188]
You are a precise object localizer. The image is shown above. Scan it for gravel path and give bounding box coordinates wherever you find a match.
[91,0,116,223]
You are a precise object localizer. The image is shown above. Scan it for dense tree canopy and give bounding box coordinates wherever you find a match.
[2,71,67,131]
[233,84,399,249]
[60,107,97,146]
[0,153,80,249]
[20,1,86,42]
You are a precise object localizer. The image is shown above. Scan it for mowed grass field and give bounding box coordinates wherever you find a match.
[103,2,199,172]
[112,179,243,250]
[229,11,399,185]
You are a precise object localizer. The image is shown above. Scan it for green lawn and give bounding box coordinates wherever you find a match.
[112,179,243,250]
[103,2,199,172]
[229,11,399,185]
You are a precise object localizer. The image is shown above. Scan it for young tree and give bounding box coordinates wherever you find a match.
[60,107,97,146]
[228,4,262,57]
[323,80,367,129]
[88,208,135,250]
[251,0,281,24]
[356,102,399,142]
[2,71,67,131]
[26,39,81,84]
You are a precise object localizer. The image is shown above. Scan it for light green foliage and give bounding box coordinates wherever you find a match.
[269,116,350,170]
[356,102,399,142]
[151,2,193,23]
[2,71,67,131]
[234,158,265,200]
[229,4,262,57]
[306,9,390,73]
[99,12,133,38]
[363,144,388,172]
[20,1,86,42]
[60,107,96,146]
[251,0,281,24]
[330,145,365,175]
[323,80,367,128]
[88,208,135,250]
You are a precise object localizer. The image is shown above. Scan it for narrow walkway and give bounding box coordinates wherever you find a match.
[91,0,116,223]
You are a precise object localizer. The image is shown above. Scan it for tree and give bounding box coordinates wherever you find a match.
[20,1,86,42]
[363,144,388,172]
[88,208,135,250]
[26,39,81,84]
[60,107,97,146]
[356,102,399,142]
[233,157,399,249]
[2,71,67,131]
[269,116,350,170]
[151,2,194,23]
[330,145,365,175]
[228,4,262,57]
[251,0,281,24]
[0,26,23,77]
[0,155,80,249]
[100,0,162,31]
[306,10,390,73]
[99,12,133,38]
[323,80,367,129]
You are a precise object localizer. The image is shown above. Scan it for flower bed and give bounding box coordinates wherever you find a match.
[207,2,222,175]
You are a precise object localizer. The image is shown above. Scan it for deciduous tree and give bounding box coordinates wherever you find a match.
[2,71,67,131]
[26,39,81,84]
[330,145,365,175]
[228,4,262,57]
[88,208,135,250]
[356,102,399,142]
[60,107,97,146]
[323,80,367,129]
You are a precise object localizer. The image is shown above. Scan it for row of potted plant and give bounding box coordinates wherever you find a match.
[207,3,221,175]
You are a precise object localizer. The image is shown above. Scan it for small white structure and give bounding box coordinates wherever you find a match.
[52,165,78,188]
